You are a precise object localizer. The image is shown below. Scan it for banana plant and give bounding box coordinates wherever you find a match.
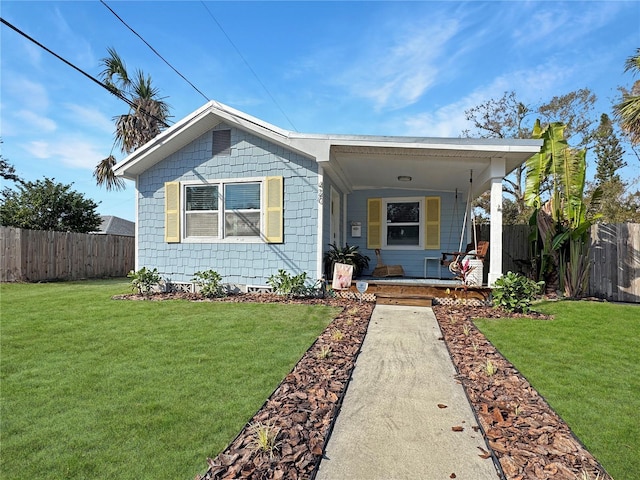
[524,121,602,297]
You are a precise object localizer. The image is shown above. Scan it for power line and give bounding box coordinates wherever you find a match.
[0,16,171,129]
[200,1,298,132]
[100,0,210,104]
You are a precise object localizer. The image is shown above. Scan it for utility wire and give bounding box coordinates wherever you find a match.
[102,1,293,139]
[200,1,298,132]
[100,0,210,104]
[0,16,171,128]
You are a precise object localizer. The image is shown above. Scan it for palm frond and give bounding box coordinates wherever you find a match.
[99,47,131,93]
[623,48,640,74]
[132,70,159,100]
[94,155,126,191]
[614,93,640,144]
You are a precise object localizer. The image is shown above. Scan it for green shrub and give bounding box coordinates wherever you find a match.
[492,271,544,313]
[192,269,226,298]
[323,243,370,278]
[127,267,162,295]
[267,269,319,297]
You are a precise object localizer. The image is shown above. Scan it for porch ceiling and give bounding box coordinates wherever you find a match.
[328,144,537,197]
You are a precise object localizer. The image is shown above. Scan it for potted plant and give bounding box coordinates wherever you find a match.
[323,243,370,279]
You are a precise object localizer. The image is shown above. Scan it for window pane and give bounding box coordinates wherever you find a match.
[186,212,219,237]
[225,183,260,210]
[387,202,419,223]
[225,212,260,236]
[387,225,419,246]
[186,186,218,211]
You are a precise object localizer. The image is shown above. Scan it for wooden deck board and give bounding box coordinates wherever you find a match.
[345,280,491,303]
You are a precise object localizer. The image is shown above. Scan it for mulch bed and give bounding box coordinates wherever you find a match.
[114,292,612,479]
[433,304,612,480]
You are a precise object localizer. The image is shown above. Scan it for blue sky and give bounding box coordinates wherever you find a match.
[1,1,638,221]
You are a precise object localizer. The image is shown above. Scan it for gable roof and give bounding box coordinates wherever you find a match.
[96,215,135,236]
[113,100,542,197]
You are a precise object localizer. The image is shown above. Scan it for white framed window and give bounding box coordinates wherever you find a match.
[182,179,262,242]
[164,176,283,244]
[383,197,424,249]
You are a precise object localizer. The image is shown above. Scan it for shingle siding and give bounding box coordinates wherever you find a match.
[137,124,319,285]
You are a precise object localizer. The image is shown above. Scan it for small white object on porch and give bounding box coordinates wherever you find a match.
[424,256,441,279]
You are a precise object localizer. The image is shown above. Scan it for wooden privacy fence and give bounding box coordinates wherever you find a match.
[479,223,640,303]
[589,223,640,303]
[1,226,135,282]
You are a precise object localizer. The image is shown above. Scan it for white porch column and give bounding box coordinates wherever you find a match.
[134,175,140,271]
[317,166,325,282]
[488,158,506,286]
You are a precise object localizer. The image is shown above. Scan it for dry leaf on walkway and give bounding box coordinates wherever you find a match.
[477,447,492,459]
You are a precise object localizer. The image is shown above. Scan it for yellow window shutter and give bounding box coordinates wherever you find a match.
[424,196,440,249]
[265,176,283,243]
[367,198,382,249]
[165,182,180,243]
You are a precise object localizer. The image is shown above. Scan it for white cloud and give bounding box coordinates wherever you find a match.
[24,137,108,170]
[22,42,43,67]
[399,61,575,138]
[0,77,59,137]
[511,2,624,48]
[63,104,114,134]
[5,76,50,111]
[52,6,95,66]
[23,141,50,159]
[15,110,57,133]
[337,19,461,110]
[290,9,467,113]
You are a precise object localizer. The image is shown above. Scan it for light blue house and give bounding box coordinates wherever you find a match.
[113,101,541,289]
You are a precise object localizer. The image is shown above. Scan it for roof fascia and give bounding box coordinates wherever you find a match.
[322,135,542,153]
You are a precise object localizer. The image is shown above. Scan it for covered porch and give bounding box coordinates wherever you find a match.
[317,135,542,286]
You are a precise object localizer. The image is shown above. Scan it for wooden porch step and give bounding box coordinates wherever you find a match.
[375,293,433,307]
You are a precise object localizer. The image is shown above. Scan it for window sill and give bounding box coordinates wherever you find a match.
[182,237,265,244]
[381,245,424,250]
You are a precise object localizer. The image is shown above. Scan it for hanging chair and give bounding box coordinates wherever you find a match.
[440,170,487,274]
[441,240,489,274]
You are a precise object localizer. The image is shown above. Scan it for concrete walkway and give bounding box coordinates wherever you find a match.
[315,305,498,480]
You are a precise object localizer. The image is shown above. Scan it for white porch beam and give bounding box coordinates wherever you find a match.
[488,157,506,286]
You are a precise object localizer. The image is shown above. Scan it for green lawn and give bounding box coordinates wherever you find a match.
[0,279,340,480]
[475,301,640,480]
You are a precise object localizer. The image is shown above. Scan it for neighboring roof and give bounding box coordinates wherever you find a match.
[113,100,543,197]
[96,216,135,237]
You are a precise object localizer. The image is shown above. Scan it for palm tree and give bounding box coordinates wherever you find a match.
[95,48,171,190]
[614,48,640,145]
